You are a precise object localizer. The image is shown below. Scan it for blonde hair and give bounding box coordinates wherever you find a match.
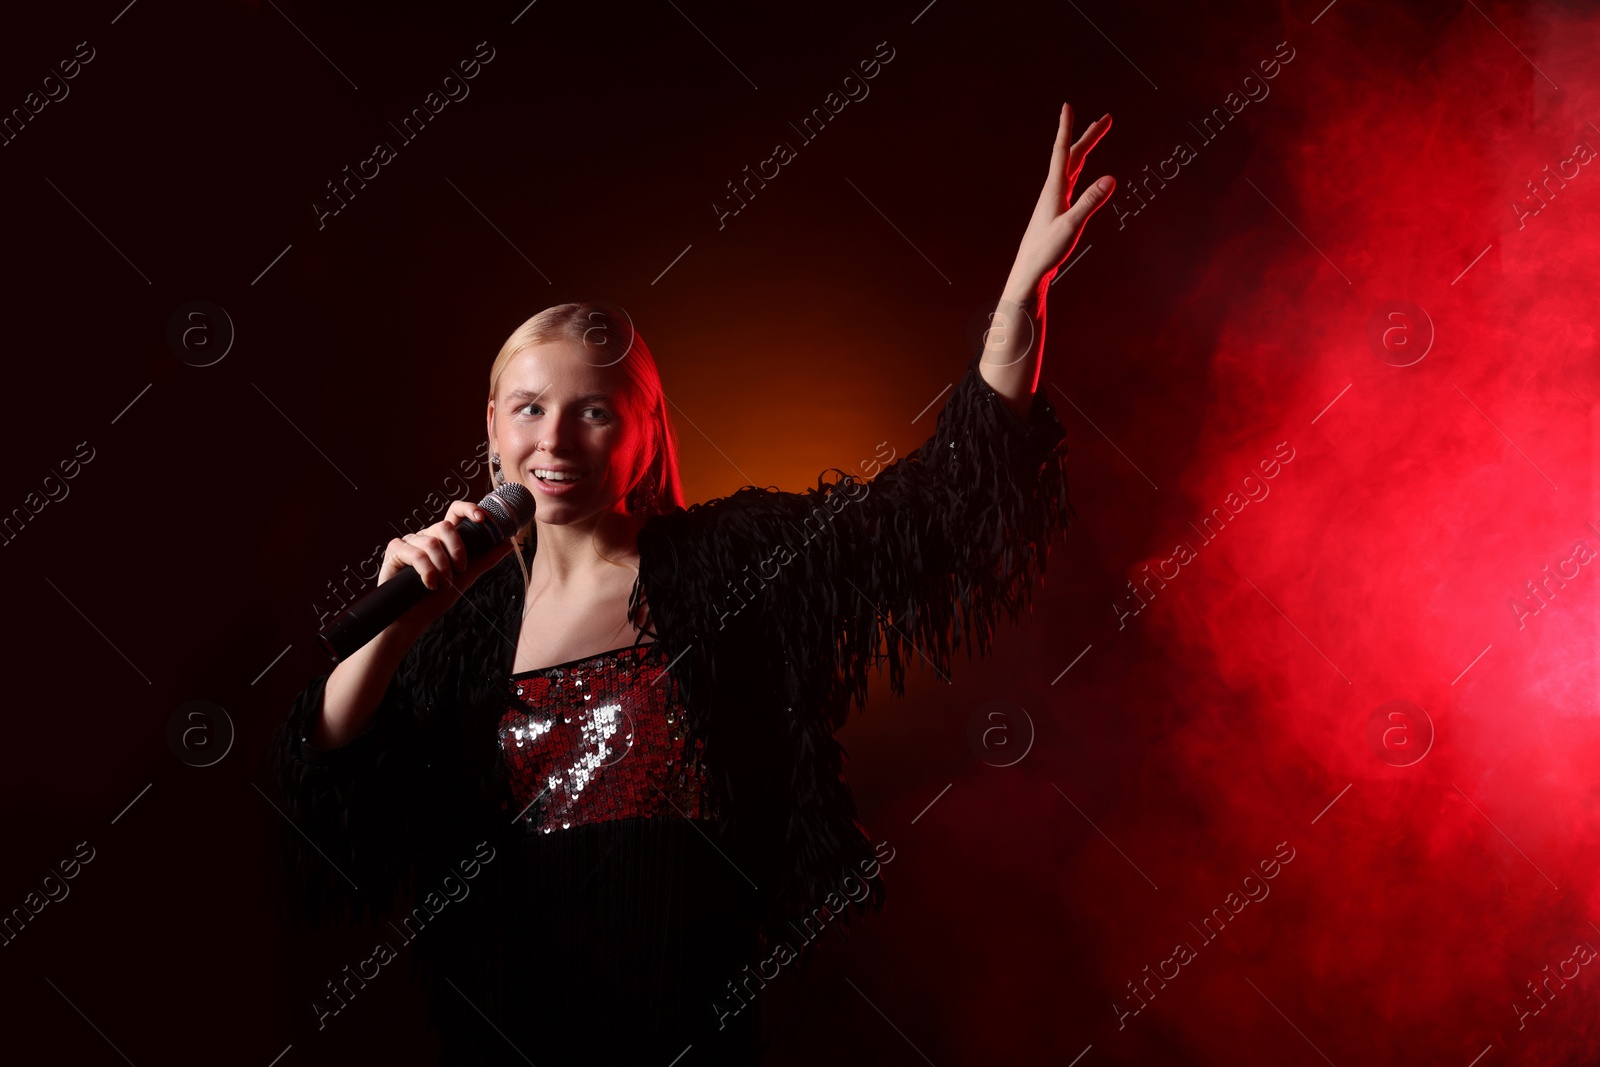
[486,303,685,584]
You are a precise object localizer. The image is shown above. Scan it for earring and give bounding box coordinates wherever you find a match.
[627,470,658,514]
[491,451,505,487]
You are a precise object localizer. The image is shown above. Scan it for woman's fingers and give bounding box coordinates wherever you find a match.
[399,501,493,586]
[1062,173,1116,234]
[1042,103,1075,203]
[446,498,489,525]
[1064,113,1111,190]
[1046,107,1111,212]
[1070,111,1110,150]
[381,537,419,588]
[1050,103,1074,172]
[438,525,471,571]
[404,534,453,588]
[367,497,517,633]
[398,524,480,590]
[1069,113,1111,176]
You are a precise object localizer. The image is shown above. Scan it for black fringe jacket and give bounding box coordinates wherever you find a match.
[263,349,1073,1036]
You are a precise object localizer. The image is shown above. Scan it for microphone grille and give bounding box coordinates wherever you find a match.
[478,482,536,539]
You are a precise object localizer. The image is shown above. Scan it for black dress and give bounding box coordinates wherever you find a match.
[264,351,1076,1064]
[427,640,763,1062]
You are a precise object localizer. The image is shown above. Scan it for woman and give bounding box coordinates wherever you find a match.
[267,104,1112,1064]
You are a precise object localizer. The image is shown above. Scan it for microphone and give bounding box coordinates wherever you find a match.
[317,482,536,660]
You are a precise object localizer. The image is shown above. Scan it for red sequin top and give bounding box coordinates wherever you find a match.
[497,641,719,837]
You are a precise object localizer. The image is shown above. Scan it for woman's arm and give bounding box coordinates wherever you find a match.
[640,105,1111,731]
[316,498,514,748]
[264,499,520,929]
[818,351,1076,723]
[791,104,1111,715]
[982,103,1114,418]
[313,615,428,749]
[646,349,1076,735]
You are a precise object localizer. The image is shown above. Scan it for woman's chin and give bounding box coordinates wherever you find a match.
[531,498,608,526]
[532,503,580,523]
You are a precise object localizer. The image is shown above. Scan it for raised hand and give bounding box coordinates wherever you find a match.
[981,104,1114,415]
[1001,104,1114,303]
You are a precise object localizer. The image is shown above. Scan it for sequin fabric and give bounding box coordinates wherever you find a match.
[498,642,718,837]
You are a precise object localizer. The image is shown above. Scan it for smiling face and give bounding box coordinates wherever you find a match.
[486,339,650,525]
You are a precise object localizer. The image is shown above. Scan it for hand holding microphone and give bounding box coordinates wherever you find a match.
[318,483,535,660]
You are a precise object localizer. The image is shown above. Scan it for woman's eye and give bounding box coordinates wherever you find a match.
[513,403,608,419]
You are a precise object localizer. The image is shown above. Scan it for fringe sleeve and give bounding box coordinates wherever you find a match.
[262,554,525,932]
[839,351,1074,711]
[705,350,1075,733]
[262,645,430,931]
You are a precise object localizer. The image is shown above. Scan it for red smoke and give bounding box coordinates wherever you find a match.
[817,3,1600,1064]
[1083,2,1600,1063]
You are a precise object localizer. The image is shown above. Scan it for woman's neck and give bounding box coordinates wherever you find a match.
[525,509,646,588]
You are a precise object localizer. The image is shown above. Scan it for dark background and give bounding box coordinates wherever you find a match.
[4,0,1599,1063]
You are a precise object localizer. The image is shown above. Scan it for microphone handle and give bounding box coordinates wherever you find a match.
[317,515,506,661]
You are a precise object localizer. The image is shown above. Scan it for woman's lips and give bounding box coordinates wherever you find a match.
[531,472,583,496]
